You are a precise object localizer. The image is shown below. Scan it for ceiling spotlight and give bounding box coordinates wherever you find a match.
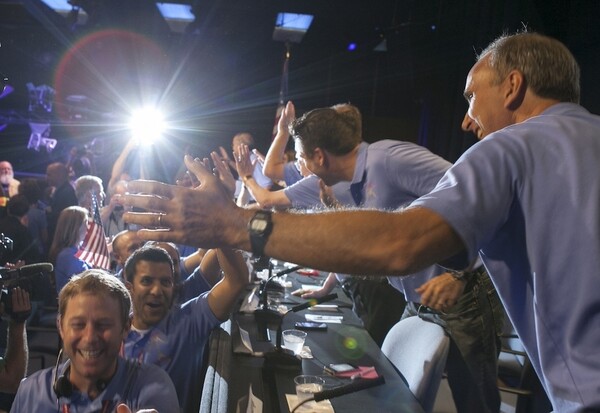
[273,13,314,43]
[129,107,165,144]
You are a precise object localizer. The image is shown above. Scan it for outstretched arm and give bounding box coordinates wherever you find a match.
[123,155,464,277]
[236,144,292,209]
[207,248,250,320]
[263,101,296,181]
[108,138,137,195]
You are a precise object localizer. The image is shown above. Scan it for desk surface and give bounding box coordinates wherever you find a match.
[201,268,424,413]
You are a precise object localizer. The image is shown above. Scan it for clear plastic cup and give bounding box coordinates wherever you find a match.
[282,329,307,354]
[294,375,325,402]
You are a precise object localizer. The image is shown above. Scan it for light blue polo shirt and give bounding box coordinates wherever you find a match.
[411,103,600,412]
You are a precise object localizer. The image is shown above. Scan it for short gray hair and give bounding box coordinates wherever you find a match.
[479,32,580,104]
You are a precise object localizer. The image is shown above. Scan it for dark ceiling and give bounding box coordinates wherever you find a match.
[1,0,600,181]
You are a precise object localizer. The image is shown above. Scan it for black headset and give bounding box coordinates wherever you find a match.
[52,350,108,399]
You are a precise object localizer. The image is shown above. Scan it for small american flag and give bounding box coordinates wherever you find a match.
[75,193,111,270]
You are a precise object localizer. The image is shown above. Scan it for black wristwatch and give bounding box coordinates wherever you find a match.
[248,210,273,258]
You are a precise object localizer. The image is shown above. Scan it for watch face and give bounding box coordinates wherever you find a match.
[251,219,268,232]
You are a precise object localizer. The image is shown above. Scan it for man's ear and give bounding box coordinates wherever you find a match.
[504,69,526,110]
[313,148,326,167]
[57,315,64,340]
[124,280,133,292]
[122,316,132,338]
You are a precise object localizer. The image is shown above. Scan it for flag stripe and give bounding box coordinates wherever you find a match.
[75,193,111,270]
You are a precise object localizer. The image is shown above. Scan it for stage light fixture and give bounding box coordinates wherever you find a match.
[156,2,195,33]
[129,107,165,144]
[273,12,314,43]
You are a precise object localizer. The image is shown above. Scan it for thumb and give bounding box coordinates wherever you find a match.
[116,404,131,413]
[184,155,214,185]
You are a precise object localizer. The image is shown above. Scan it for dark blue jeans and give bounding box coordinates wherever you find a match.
[402,269,504,413]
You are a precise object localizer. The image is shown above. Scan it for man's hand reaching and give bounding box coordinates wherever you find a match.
[124,156,251,250]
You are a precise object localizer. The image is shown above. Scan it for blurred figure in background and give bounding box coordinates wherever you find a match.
[46,162,78,243]
[18,178,49,259]
[48,206,90,293]
[0,161,19,219]
[0,195,40,265]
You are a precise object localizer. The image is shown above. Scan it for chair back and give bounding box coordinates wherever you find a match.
[381,316,449,413]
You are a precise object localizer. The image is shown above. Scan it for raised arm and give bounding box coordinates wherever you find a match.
[235,144,292,209]
[123,155,465,277]
[108,138,137,196]
[263,101,296,181]
[206,248,250,320]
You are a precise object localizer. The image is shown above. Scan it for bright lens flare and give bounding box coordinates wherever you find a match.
[129,107,165,143]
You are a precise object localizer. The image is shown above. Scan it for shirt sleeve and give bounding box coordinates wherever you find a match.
[132,364,180,413]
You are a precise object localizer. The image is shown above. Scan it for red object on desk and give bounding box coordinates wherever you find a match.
[296,268,320,276]
[334,366,379,380]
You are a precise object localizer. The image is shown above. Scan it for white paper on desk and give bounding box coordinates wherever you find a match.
[301,284,322,291]
[236,384,263,413]
[308,304,339,312]
[286,394,333,413]
[238,324,254,353]
[239,286,260,313]
[305,314,343,324]
[246,385,263,413]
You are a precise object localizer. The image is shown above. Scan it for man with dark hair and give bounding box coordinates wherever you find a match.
[11,269,179,412]
[111,229,144,276]
[0,195,40,264]
[121,244,249,413]
[46,162,78,241]
[123,32,600,411]
[289,104,503,412]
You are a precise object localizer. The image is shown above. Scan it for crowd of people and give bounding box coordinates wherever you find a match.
[0,31,597,413]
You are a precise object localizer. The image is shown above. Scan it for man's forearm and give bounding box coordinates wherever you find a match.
[242,176,291,209]
[123,157,464,282]
[0,321,28,393]
[263,132,288,181]
[234,207,464,277]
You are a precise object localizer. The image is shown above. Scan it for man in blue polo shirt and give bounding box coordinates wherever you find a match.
[289,105,503,413]
[121,244,249,413]
[123,32,600,412]
[12,270,179,412]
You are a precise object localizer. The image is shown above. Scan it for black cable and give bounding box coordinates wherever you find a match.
[290,396,315,413]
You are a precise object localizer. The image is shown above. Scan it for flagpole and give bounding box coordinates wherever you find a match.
[272,42,291,141]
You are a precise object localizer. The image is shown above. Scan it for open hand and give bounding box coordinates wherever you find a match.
[124,155,247,249]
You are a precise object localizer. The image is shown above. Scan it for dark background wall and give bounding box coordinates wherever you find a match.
[1,0,599,184]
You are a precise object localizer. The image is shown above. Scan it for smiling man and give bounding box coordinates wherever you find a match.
[121,244,249,413]
[123,32,600,411]
[11,269,179,412]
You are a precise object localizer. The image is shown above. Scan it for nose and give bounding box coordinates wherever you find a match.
[461,112,476,132]
[149,281,162,295]
[81,324,99,343]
